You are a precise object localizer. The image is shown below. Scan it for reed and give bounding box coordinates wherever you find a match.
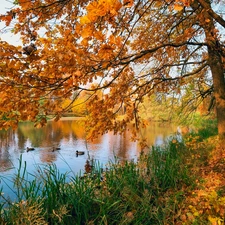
[148,139,190,191]
[0,137,192,225]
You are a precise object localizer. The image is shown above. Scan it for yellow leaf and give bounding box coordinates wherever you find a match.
[218,218,224,225]
[209,190,218,201]
[208,215,219,225]
[193,211,199,217]
[219,196,225,204]
[80,16,91,25]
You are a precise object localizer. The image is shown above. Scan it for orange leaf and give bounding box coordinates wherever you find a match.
[0,15,12,26]
[81,25,93,38]
[18,0,32,10]
[123,0,133,8]
[174,4,184,11]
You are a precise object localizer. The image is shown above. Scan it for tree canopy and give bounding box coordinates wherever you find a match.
[0,0,225,140]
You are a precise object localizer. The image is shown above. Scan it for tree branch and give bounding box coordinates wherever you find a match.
[118,41,207,65]
[197,0,225,28]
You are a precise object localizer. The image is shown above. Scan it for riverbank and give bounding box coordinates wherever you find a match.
[49,116,84,121]
[177,132,225,224]
[0,120,224,224]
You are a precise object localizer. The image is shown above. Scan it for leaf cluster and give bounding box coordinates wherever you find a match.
[0,0,224,138]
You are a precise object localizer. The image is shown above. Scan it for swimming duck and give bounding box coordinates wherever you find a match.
[27,147,35,152]
[52,147,61,152]
[76,150,85,156]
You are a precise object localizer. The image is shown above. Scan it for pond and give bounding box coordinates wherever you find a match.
[0,118,178,200]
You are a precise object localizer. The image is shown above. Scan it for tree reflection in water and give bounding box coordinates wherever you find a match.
[0,119,177,174]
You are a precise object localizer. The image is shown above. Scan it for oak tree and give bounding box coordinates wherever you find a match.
[0,0,225,140]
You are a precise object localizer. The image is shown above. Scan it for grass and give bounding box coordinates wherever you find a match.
[0,119,224,225]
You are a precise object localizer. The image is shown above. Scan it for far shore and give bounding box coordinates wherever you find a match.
[49,116,85,121]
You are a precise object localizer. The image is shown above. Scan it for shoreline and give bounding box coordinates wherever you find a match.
[49,116,85,121]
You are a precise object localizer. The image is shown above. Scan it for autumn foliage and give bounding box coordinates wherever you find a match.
[0,0,225,139]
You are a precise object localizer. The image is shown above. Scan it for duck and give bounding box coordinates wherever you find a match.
[85,160,93,173]
[27,147,35,152]
[52,147,61,152]
[76,150,85,156]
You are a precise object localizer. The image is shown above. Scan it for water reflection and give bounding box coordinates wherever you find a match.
[0,129,16,172]
[0,119,177,174]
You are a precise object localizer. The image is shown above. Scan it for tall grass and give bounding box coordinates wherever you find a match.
[0,138,192,225]
[148,140,190,191]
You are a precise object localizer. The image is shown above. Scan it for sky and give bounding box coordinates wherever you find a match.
[0,0,21,45]
[0,0,13,14]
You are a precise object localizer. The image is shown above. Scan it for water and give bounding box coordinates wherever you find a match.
[0,118,177,201]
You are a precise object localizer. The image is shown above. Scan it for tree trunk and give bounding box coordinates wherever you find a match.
[204,26,225,140]
[208,47,225,140]
[195,0,225,140]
